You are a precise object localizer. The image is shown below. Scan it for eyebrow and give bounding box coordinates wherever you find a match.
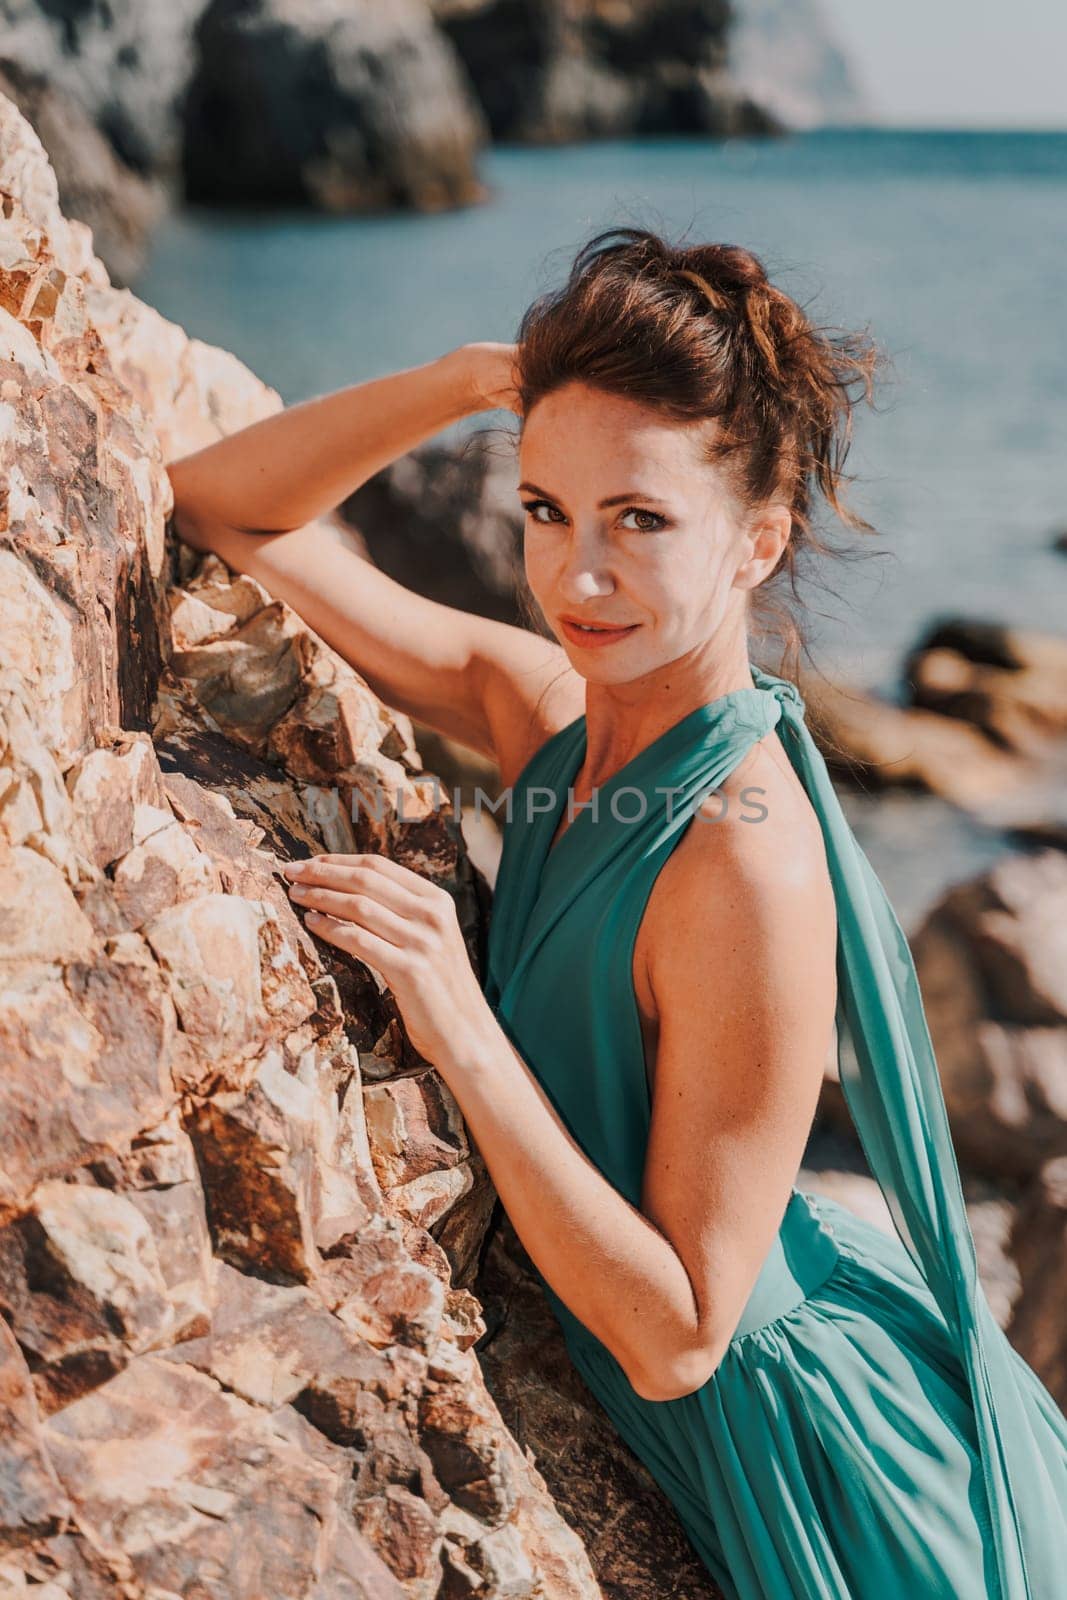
[517,481,666,508]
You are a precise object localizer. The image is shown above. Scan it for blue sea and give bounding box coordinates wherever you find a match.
[133,129,1067,925]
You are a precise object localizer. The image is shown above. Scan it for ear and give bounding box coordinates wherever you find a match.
[734,502,792,590]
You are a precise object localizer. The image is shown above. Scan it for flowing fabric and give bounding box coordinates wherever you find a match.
[482,662,1067,1599]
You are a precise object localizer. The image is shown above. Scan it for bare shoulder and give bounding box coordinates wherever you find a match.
[639,730,838,1020]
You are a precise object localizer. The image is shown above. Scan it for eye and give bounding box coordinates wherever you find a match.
[520,498,566,525]
[619,506,668,533]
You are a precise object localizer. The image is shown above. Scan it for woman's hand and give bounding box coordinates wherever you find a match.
[451,341,523,417]
[280,851,493,1067]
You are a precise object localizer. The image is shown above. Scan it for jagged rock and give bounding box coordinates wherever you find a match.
[0,1112,211,1422]
[0,0,200,283]
[0,1179,177,1415]
[0,93,600,1596]
[0,59,165,289]
[183,0,489,212]
[0,1318,71,1548]
[0,939,179,1224]
[431,0,778,142]
[85,1107,215,1344]
[41,1355,405,1599]
[864,850,1067,1183]
[364,1070,486,1229]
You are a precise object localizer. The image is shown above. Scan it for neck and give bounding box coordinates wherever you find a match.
[578,640,756,788]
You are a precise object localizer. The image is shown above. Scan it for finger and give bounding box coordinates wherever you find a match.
[284,853,430,907]
[289,884,410,947]
[303,910,404,976]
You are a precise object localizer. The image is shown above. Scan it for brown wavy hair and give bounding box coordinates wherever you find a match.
[511,225,886,686]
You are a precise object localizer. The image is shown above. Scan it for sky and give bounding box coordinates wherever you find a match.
[819,0,1067,129]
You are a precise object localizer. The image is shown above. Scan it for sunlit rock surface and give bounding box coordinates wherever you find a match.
[0,91,601,1598]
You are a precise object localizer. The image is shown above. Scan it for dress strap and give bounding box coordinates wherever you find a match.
[751,662,1067,1600]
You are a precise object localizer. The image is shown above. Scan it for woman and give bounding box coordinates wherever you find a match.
[168,227,1067,1598]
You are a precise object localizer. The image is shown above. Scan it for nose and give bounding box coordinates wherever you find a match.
[557,527,616,603]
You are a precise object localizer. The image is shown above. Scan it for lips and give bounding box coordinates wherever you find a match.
[559,617,635,632]
[558,616,640,648]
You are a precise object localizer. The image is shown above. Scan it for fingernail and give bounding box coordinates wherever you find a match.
[282,861,307,878]
[289,882,307,897]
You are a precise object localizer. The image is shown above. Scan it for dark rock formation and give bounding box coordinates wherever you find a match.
[0,0,203,177]
[431,0,779,142]
[182,0,490,211]
[0,0,203,283]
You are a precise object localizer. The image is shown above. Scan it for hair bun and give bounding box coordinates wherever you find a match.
[678,243,769,297]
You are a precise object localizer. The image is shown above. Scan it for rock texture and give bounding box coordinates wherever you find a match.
[0,91,605,1597]
[4,75,1062,1599]
[182,0,490,212]
[431,0,778,142]
[0,0,203,284]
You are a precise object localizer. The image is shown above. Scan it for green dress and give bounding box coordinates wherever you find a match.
[482,663,1067,1600]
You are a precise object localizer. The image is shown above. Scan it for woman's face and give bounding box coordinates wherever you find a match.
[517,380,785,684]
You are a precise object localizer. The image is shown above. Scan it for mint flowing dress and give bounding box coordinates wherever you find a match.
[481,663,1067,1600]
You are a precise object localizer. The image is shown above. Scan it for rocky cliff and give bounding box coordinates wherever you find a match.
[0,0,865,285]
[430,0,776,143]
[0,91,608,1599]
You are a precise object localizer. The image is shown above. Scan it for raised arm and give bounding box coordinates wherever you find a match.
[166,343,519,538]
[164,345,584,773]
